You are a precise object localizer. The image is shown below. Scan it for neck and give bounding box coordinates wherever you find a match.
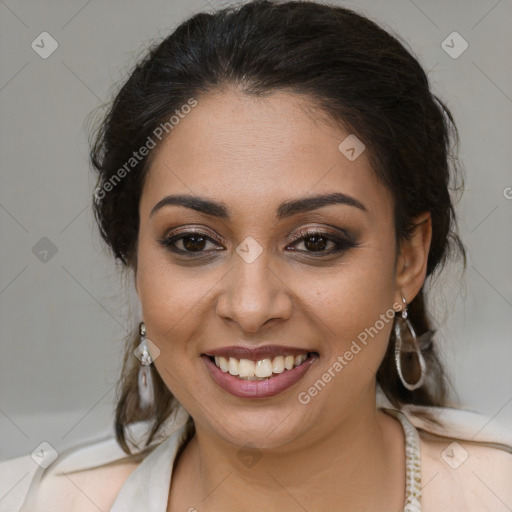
[169,394,406,512]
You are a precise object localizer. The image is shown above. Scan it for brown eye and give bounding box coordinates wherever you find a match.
[298,234,332,252]
[287,230,358,255]
[158,230,223,255]
[178,234,208,252]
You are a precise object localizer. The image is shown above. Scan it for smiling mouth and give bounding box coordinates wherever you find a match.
[205,352,318,380]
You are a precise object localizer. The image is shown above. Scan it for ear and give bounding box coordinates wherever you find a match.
[394,212,432,305]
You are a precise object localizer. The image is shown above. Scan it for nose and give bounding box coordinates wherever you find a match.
[215,249,293,333]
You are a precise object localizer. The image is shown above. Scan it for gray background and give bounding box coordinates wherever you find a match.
[1,0,511,461]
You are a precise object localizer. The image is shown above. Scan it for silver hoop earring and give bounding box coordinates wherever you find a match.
[394,295,427,391]
[137,322,155,410]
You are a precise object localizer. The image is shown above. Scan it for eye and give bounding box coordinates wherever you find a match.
[158,230,223,256]
[287,229,358,255]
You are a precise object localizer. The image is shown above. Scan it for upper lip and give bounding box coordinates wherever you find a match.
[203,344,316,361]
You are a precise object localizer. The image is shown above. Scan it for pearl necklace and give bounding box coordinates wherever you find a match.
[382,408,422,512]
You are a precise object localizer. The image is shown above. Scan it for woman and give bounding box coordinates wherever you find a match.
[1,1,511,511]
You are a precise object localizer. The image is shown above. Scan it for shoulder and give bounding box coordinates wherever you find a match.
[0,453,40,512]
[0,425,151,512]
[419,435,512,511]
[28,457,141,512]
[403,404,512,512]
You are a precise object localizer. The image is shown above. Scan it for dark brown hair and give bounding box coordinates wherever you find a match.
[89,0,465,456]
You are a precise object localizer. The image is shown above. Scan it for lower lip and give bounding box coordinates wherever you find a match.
[201,353,319,398]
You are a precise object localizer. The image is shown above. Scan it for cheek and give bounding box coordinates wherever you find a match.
[136,257,208,345]
[136,236,184,341]
[135,236,224,374]
[135,257,211,395]
[305,236,397,374]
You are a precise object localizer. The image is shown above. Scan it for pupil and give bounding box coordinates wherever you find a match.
[305,235,326,252]
[184,235,206,251]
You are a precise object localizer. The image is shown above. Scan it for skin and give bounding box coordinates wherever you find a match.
[134,86,432,512]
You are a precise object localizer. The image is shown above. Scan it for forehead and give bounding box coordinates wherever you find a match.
[141,88,392,223]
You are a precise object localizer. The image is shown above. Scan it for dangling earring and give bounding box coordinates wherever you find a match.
[394,295,427,391]
[137,322,155,411]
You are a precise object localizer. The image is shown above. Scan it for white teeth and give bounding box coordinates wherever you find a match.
[272,356,285,374]
[255,359,273,378]
[284,355,295,370]
[219,356,229,372]
[228,357,238,376]
[238,359,255,378]
[212,353,310,379]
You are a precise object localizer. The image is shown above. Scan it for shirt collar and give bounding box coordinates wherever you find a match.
[110,420,190,512]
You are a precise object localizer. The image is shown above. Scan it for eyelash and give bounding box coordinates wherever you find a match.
[157,228,359,257]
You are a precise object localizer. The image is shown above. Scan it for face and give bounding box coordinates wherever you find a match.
[135,87,425,451]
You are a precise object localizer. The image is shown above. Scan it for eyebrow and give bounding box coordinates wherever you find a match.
[149,192,367,220]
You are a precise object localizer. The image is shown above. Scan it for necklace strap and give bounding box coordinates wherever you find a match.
[381,408,422,512]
